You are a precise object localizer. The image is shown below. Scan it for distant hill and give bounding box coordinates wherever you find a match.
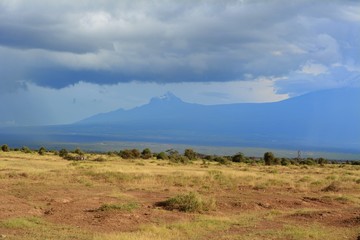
[1,88,359,153]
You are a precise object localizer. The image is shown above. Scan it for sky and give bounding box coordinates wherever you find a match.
[0,0,359,125]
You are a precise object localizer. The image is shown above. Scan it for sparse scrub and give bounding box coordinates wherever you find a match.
[0,149,359,240]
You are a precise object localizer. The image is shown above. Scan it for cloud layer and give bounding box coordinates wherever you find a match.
[1,0,359,94]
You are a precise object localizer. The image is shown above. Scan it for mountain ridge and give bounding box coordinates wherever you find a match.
[1,88,358,154]
[73,87,360,153]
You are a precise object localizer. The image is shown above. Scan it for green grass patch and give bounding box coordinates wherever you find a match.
[98,202,139,212]
[0,216,43,229]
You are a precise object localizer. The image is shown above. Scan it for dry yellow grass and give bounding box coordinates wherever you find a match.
[0,151,359,239]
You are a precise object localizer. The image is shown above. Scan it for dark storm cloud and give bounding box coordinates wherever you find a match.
[0,0,359,92]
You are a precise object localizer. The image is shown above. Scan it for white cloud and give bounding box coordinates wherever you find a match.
[299,61,329,76]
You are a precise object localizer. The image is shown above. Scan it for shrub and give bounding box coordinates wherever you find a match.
[64,154,86,161]
[316,157,328,165]
[38,147,46,155]
[264,152,275,165]
[184,148,197,160]
[157,192,215,212]
[131,149,141,158]
[281,158,291,166]
[73,148,84,155]
[273,157,281,165]
[214,156,231,165]
[169,155,190,164]
[59,148,68,157]
[21,146,32,154]
[157,152,168,160]
[232,152,245,162]
[1,144,9,152]
[119,149,140,159]
[141,148,152,159]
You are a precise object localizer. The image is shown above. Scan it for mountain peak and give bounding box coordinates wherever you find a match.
[149,92,183,104]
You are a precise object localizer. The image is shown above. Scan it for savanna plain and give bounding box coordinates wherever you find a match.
[0,150,359,240]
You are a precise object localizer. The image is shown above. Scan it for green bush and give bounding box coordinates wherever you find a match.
[73,148,84,155]
[141,148,152,159]
[1,144,9,152]
[157,152,168,160]
[157,192,215,213]
[184,148,197,160]
[214,156,231,165]
[232,152,245,162]
[119,149,140,159]
[281,158,291,166]
[169,155,190,164]
[264,152,275,165]
[59,148,68,157]
[38,147,46,155]
[21,146,32,154]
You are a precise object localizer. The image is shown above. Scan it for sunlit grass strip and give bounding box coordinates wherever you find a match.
[0,216,92,240]
[94,214,260,240]
[98,202,139,212]
[0,216,44,229]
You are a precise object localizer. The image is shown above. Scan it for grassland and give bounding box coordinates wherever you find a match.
[0,151,359,239]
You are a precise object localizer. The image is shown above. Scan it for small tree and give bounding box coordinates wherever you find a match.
[119,149,140,159]
[38,146,46,155]
[119,149,133,159]
[73,148,84,155]
[21,146,32,153]
[131,149,141,159]
[214,156,231,165]
[281,158,290,166]
[157,152,168,160]
[1,144,9,152]
[141,148,152,159]
[264,152,274,165]
[232,152,245,163]
[59,148,68,157]
[184,149,197,160]
[316,157,328,165]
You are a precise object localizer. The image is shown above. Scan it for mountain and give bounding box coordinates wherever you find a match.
[1,88,359,153]
[70,88,360,152]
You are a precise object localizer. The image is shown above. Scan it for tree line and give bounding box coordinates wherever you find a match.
[1,144,359,165]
